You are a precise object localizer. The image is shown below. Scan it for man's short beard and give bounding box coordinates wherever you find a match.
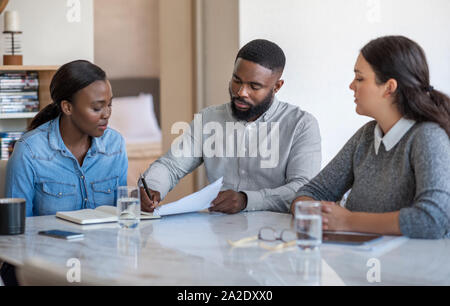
[230,89,274,121]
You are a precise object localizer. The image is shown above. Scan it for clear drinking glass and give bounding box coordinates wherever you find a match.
[117,186,141,229]
[295,201,322,249]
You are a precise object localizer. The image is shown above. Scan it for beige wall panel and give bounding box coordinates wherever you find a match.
[159,0,195,203]
[94,0,160,78]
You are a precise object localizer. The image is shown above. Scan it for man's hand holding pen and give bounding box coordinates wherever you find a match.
[140,173,161,212]
[140,187,160,212]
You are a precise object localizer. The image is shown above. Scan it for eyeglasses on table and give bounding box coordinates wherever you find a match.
[227,226,297,251]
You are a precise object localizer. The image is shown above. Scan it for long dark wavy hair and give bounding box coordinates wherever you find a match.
[28,60,107,131]
[361,35,450,137]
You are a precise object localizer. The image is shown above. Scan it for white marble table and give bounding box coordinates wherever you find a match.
[0,211,449,285]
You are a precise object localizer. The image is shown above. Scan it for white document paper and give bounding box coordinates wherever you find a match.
[154,177,223,216]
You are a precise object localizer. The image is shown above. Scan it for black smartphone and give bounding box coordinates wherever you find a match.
[38,230,84,240]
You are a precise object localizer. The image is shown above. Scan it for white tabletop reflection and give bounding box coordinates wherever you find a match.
[0,211,449,285]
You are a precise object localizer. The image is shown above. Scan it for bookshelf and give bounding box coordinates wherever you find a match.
[0,65,58,160]
[0,65,59,132]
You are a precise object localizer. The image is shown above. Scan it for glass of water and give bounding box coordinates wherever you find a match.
[295,201,322,249]
[117,186,141,229]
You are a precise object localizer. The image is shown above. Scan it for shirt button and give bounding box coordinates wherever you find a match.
[58,192,62,196]
[107,189,111,193]
[81,176,84,179]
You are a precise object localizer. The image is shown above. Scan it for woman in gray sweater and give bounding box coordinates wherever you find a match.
[292,36,450,239]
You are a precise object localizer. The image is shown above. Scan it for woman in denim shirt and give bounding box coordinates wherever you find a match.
[1,60,127,286]
[5,60,128,217]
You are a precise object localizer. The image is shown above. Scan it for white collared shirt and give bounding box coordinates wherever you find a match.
[374,118,416,155]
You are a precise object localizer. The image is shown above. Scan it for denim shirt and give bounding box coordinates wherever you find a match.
[5,116,128,216]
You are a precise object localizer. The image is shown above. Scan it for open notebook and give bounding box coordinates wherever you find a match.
[56,205,160,225]
[57,177,224,224]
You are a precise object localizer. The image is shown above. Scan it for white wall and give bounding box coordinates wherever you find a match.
[239,0,450,167]
[0,0,93,65]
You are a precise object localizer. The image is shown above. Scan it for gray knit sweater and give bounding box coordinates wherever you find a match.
[296,121,450,239]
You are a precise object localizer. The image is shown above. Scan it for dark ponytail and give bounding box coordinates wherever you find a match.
[428,89,450,134]
[28,60,106,131]
[361,36,450,137]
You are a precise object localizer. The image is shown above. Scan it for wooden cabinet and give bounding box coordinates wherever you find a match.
[126,142,162,186]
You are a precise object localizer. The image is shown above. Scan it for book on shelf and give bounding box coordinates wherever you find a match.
[0,72,39,90]
[0,82,39,91]
[0,91,38,98]
[0,71,40,115]
[0,131,23,160]
[0,104,39,113]
[0,72,39,78]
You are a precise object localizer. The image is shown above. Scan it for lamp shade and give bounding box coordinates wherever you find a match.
[4,10,20,32]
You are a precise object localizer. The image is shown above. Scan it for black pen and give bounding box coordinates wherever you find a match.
[140,173,154,204]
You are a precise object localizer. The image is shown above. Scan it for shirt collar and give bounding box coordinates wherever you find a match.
[90,134,106,155]
[374,117,416,154]
[48,116,106,156]
[48,116,67,153]
[261,96,280,121]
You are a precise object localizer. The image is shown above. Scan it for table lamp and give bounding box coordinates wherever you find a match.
[2,7,23,65]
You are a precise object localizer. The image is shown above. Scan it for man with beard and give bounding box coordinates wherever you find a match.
[140,39,321,214]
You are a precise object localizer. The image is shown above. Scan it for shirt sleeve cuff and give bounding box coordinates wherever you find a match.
[399,207,446,239]
[294,191,318,200]
[141,163,172,200]
[241,190,264,212]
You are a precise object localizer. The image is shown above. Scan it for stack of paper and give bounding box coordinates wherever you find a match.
[154,177,223,216]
